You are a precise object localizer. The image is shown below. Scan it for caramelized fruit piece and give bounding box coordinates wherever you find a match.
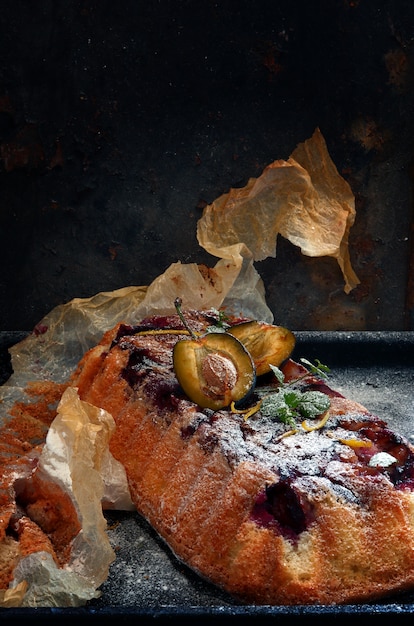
[173,333,256,410]
[228,321,295,376]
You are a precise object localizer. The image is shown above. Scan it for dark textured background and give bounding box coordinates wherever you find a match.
[1,0,413,331]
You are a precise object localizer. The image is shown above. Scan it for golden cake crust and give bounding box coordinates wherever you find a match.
[72,312,414,605]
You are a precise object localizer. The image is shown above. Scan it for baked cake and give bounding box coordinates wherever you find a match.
[71,309,414,605]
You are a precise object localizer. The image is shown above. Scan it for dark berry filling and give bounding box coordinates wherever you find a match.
[121,348,153,387]
[143,375,182,412]
[120,334,182,412]
[339,417,414,487]
[250,480,311,542]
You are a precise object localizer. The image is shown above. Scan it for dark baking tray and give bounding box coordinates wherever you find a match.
[1,330,414,623]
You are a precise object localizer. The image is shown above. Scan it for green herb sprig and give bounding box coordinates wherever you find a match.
[205,307,231,333]
[299,357,330,379]
[258,359,331,429]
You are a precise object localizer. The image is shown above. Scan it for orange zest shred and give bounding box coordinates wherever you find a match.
[230,399,262,421]
[301,410,330,432]
[274,429,298,442]
[339,438,373,449]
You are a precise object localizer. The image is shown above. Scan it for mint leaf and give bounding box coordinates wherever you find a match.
[260,391,296,427]
[283,390,301,410]
[268,364,285,385]
[297,391,331,419]
[300,357,330,380]
[249,355,331,431]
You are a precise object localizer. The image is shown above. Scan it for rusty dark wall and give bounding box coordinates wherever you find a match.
[0,0,413,331]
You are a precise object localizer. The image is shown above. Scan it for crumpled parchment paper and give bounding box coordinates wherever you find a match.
[0,387,131,607]
[0,127,359,607]
[197,127,359,295]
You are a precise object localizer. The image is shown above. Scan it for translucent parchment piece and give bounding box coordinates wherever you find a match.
[197,128,360,294]
[1,387,124,607]
[2,258,271,399]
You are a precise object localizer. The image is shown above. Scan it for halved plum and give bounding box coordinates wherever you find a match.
[228,321,295,376]
[173,332,256,410]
